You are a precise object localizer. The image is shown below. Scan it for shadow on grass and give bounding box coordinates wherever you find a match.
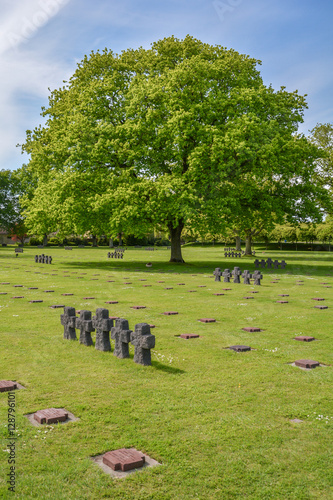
[150,360,185,374]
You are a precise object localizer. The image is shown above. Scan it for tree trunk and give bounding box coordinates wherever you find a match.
[92,235,97,247]
[235,235,241,251]
[43,234,48,247]
[118,233,123,246]
[244,234,252,255]
[168,221,185,263]
[109,238,114,248]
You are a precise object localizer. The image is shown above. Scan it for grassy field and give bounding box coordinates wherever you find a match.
[0,245,332,499]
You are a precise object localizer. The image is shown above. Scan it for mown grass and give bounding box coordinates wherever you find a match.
[0,246,332,499]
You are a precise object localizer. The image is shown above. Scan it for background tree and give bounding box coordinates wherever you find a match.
[21,36,326,262]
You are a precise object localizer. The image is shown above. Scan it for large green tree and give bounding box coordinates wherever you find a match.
[22,35,325,262]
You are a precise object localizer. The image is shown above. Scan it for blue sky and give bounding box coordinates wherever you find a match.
[1,0,332,170]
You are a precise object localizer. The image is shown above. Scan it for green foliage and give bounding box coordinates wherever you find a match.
[21,36,326,262]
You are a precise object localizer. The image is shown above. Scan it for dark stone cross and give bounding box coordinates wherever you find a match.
[92,308,113,351]
[253,270,263,285]
[280,260,287,269]
[111,318,132,358]
[232,267,241,284]
[75,310,95,346]
[61,306,77,340]
[260,259,266,269]
[130,323,155,366]
[213,268,222,282]
[242,270,252,285]
[254,259,260,269]
[266,258,273,269]
[273,260,280,269]
[34,255,38,263]
[222,269,231,283]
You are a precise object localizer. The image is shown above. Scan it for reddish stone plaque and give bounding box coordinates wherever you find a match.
[13,285,23,287]
[105,301,118,304]
[50,305,65,309]
[62,293,74,296]
[157,281,165,283]
[243,296,254,299]
[12,296,24,299]
[164,287,173,290]
[197,285,206,288]
[103,448,145,471]
[177,283,185,285]
[242,327,261,332]
[314,306,328,309]
[124,282,132,285]
[294,336,315,342]
[34,408,68,424]
[294,359,320,369]
[109,316,120,320]
[319,282,329,285]
[277,300,288,303]
[163,311,178,315]
[83,297,95,299]
[43,290,55,293]
[29,300,43,303]
[198,318,216,323]
[229,345,251,352]
[213,293,224,296]
[249,291,259,293]
[131,306,146,309]
[0,381,17,392]
[278,294,289,297]
[312,298,325,301]
[222,288,231,291]
[180,334,200,339]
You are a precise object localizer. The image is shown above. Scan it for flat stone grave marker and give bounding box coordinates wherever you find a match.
[131,306,146,309]
[243,296,254,299]
[0,292,7,295]
[83,297,95,299]
[102,448,146,472]
[198,318,216,323]
[164,287,173,290]
[29,300,43,303]
[294,336,315,342]
[1,282,10,285]
[213,293,224,296]
[314,305,328,309]
[13,285,23,287]
[163,311,178,315]
[222,288,231,291]
[43,290,55,293]
[180,334,200,339]
[323,286,332,288]
[143,285,152,287]
[157,281,165,283]
[0,380,17,392]
[278,294,289,297]
[124,282,132,285]
[12,296,24,299]
[319,282,329,284]
[312,298,325,301]
[50,305,65,309]
[105,301,118,304]
[62,293,74,296]
[34,408,68,424]
[242,327,261,332]
[197,285,206,287]
[294,359,320,369]
[229,345,251,352]
[249,291,259,293]
[277,300,288,303]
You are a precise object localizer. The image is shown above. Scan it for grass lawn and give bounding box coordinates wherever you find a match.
[0,245,332,499]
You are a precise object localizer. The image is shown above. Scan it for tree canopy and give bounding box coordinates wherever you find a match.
[21,35,325,261]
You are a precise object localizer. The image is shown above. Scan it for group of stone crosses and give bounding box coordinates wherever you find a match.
[214,266,263,285]
[34,254,52,264]
[224,247,256,258]
[107,249,125,259]
[61,307,155,366]
[254,258,287,269]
